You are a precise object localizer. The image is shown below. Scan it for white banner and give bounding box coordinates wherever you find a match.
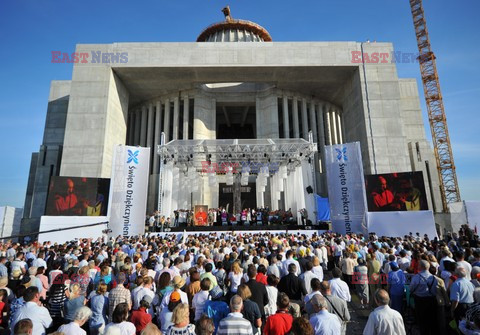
[325,142,367,234]
[465,201,480,232]
[367,211,438,239]
[38,216,108,244]
[108,145,150,237]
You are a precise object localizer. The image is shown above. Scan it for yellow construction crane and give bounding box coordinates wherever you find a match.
[408,0,461,212]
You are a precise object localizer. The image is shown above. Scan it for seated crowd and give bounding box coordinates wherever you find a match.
[0,224,479,335]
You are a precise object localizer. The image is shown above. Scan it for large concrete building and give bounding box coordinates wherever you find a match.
[22,10,444,233]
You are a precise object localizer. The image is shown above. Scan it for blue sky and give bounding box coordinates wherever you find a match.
[0,0,479,208]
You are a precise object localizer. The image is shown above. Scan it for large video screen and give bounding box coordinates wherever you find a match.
[45,177,110,216]
[365,172,428,212]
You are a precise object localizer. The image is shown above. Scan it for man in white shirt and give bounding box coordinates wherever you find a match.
[301,261,320,294]
[132,276,155,310]
[304,278,323,316]
[32,252,47,269]
[455,251,473,280]
[192,278,211,321]
[328,268,351,302]
[11,286,52,335]
[283,250,301,276]
[309,295,341,335]
[58,306,92,335]
[363,289,406,335]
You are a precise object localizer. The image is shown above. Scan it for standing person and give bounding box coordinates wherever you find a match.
[158,291,181,334]
[319,281,350,335]
[264,275,279,318]
[237,285,262,334]
[226,262,243,296]
[192,279,211,322]
[217,295,253,335]
[328,268,351,302]
[340,253,356,289]
[108,273,132,320]
[10,287,52,335]
[409,260,438,335]
[366,254,381,306]
[300,262,319,294]
[245,265,269,320]
[89,283,109,335]
[263,293,294,335]
[165,303,196,335]
[203,286,229,334]
[131,297,152,335]
[277,263,306,317]
[308,295,341,335]
[105,303,136,335]
[57,306,92,335]
[363,289,406,335]
[450,267,475,324]
[386,262,405,313]
[64,283,87,323]
[290,317,314,335]
[354,258,369,309]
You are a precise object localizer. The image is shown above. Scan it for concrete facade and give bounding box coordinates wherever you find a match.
[23,32,444,229]
[1,207,23,240]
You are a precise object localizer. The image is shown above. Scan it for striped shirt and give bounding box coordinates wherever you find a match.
[217,312,253,335]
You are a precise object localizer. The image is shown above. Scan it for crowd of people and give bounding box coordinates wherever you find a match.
[0,225,479,334]
[146,207,302,232]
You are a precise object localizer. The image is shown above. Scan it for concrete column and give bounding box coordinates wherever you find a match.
[127,112,134,145]
[153,101,162,174]
[134,109,141,146]
[172,97,180,140]
[163,99,170,141]
[183,96,189,140]
[193,95,216,139]
[336,111,343,144]
[324,105,332,145]
[331,108,338,145]
[140,105,147,146]
[301,98,309,140]
[292,97,300,138]
[282,96,290,138]
[146,104,154,148]
[309,101,317,143]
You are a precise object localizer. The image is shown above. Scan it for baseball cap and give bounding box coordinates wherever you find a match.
[170,291,181,303]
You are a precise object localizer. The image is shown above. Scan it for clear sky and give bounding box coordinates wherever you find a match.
[0,0,479,208]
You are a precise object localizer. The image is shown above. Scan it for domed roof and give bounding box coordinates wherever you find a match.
[197,6,272,42]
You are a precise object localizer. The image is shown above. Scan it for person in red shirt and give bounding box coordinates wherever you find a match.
[263,293,293,335]
[131,296,152,334]
[256,265,268,285]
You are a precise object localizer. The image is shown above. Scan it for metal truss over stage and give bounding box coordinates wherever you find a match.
[157,134,318,173]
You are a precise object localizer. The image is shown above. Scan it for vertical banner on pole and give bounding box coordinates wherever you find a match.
[325,142,367,234]
[109,145,150,237]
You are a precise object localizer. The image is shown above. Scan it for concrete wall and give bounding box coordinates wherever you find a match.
[398,78,443,212]
[60,61,129,178]
[355,43,410,175]
[24,81,70,219]
[0,207,22,240]
[256,93,279,139]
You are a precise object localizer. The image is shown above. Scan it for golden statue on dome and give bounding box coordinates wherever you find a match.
[222,6,233,22]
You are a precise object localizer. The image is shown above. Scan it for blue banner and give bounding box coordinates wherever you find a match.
[315,195,330,221]
[325,142,367,234]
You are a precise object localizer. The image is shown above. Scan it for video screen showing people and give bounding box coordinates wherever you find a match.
[365,172,428,212]
[45,177,110,216]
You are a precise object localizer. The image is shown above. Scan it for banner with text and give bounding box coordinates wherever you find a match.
[325,142,367,234]
[108,145,150,237]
